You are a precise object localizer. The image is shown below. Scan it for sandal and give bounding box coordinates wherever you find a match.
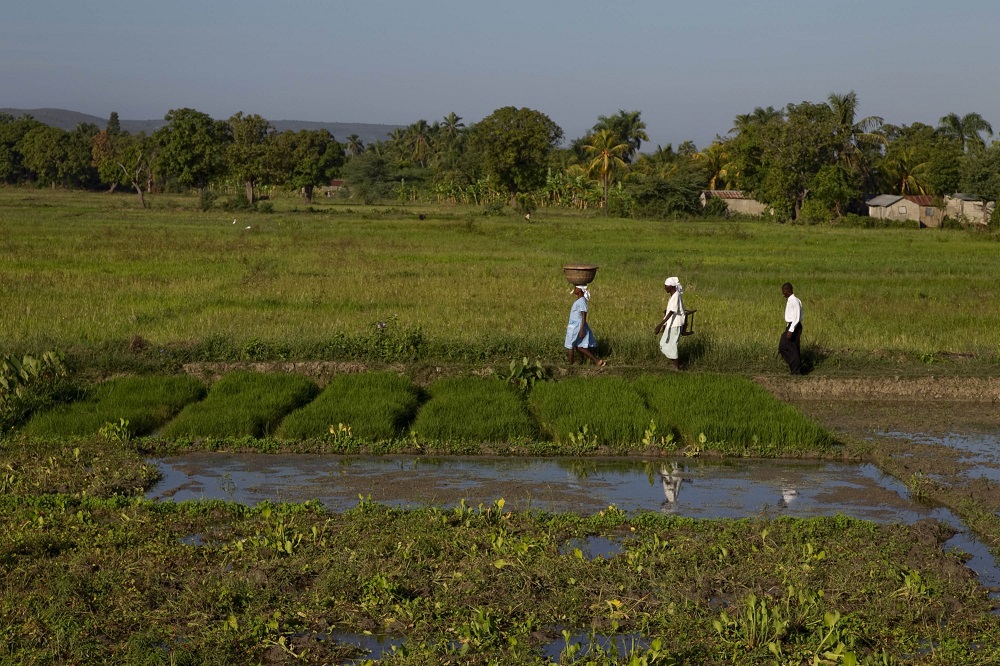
[596,360,607,367]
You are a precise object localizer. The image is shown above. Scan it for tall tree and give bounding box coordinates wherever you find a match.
[345,134,365,156]
[938,112,993,152]
[154,108,230,193]
[467,106,563,204]
[273,129,345,202]
[106,111,122,136]
[827,91,885,191]
[92,131,153,207]
[583,129,630,213]
[227,112,275,204]
[0,113,45,184]
[592,110,649,163]
[404,119,433,167]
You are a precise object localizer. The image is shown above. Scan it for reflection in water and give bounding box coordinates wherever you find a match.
[659,463,683,513]
[780,487,799,507]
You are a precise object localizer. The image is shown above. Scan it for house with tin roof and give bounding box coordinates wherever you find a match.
[944,193,994,225]
[699,190,770,216]
[865,194,944,228]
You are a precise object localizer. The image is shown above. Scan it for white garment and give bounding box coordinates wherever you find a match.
[665,291,686,328]
[659,324,681,359]
[784,294,802,332]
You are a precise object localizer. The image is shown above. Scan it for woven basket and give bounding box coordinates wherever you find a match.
[563,264,598,285]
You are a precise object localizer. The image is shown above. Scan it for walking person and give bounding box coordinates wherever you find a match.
[779,282,803,375]
[654,277,685,370]
[564,285,605,366]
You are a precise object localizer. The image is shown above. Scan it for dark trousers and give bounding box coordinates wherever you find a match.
[779,324,802,375]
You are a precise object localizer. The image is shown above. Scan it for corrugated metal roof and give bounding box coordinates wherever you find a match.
[950,193,981,201]
[703,190,750,200]
[866,195,903,207]
[904,195,935,206]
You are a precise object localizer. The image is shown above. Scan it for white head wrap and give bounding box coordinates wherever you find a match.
[574,285,591,301]
[664,277,683,294]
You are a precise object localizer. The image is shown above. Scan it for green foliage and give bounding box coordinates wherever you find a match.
[0,351,70,433]
[411,376,536,442]
[276,371,420,441]
[637,373,835,454]
[22,374,205,439]
[529,377,653,448]
[501,357,548,392]
[163,372,318,438]
[154,107,230,190]
[467,106,564,197]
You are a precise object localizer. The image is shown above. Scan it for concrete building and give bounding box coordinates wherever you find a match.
[699,190,770,216]
[865,194,944,228]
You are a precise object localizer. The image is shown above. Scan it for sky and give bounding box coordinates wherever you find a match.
[2,0,998,151]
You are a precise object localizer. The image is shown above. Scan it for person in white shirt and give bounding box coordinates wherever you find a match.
[654,276,686,370]
[779,282,803,375]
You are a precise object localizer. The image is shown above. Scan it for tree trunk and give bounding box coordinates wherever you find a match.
[132,181,147,209]
[245,180,255,205]
[304,185,314,203]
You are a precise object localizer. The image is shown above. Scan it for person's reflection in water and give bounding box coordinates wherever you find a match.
[779,487,799,508]
[660,463,683,513]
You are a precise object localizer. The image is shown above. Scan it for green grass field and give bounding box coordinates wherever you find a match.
[3,189,999,375]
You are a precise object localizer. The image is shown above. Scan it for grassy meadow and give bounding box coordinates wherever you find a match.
[2,189,999,374]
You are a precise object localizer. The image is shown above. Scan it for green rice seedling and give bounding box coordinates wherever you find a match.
[22,375,206,438]
[276,371,420,441]
[529,377,654,449]
[410,376,535,443]
[163,372,318,438]
[637,373,835,454]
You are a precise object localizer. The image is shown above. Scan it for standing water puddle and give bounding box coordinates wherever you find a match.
[884,431,1000,484]
[148,454,1000,590]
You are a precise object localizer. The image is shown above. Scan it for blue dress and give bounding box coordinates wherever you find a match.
[564,297,596,349]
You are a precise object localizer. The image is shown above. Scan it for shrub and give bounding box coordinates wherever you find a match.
[277,372,420,441]
[529,377,653,448]
[23,375,205,438]
[163,372,318,438]
[411,376,535,443]
[636,373,835,454]
[0,351,72,433]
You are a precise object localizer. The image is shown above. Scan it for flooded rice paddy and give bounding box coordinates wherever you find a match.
[148,437,1000,592]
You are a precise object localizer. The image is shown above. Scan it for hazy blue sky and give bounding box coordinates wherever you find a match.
[2,0,997,150]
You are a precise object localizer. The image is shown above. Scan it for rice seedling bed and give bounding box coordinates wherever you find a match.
[529,377,654,451]
[163,371,318,438]
[21,375,206,439]
[276,371,421,441]
[410,376,537,443]
[637,373,836,454]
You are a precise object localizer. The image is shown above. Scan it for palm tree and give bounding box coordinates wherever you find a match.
[881,145,930,195]
[583,129,630,214]
[592,110,649,163]
[731,106,783,134]
[827,91,885,190]
[938,112,993,151]
[693,141,732,190]
[345,134,365,156]
[440,112,465,140]
[405,120,433,167]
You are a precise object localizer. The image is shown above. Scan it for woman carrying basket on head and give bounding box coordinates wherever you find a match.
[565,285,605,366]
[654,277,685,370]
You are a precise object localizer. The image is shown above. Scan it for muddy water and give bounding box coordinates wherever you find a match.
[149,454,929,519]
[147,452,1000,591]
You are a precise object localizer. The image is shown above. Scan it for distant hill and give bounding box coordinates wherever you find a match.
[0,108,403,146]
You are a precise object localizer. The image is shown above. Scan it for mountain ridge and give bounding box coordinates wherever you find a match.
[0,107,403,146]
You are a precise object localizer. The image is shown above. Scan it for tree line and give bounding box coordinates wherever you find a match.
[1,94,997,221]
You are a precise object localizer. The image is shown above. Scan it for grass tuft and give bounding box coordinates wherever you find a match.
[529,377,654,449]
